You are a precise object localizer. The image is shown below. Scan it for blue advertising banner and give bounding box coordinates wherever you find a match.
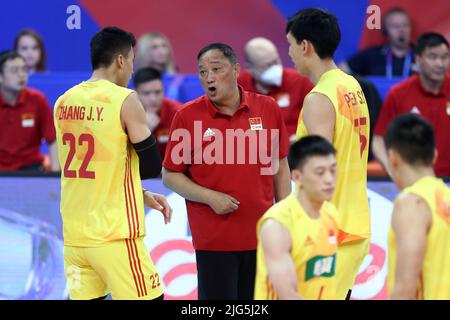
[0,177,447,300]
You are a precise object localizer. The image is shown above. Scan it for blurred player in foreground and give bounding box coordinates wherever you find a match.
[385,114,450,299]
[254,136,339,299]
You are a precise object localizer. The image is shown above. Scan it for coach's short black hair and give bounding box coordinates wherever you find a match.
[133,67,162,88]
[197,43,237,64]
[288,135,336,171]
[286,8,341,59]
[384,114,435,167]
[0,50,24,73]
[90,26,136,70]
[414,32,449,56]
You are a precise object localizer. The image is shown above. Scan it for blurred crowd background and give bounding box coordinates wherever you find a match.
[0,0,449,177]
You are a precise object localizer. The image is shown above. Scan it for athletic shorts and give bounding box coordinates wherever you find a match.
[335,238,370,300]
[63,237,164,300]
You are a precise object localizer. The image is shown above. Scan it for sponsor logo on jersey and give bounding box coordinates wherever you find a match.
[305,254,336,281]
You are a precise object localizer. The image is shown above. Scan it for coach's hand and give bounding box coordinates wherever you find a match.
[143,190,172,224]
[207,191,240,215]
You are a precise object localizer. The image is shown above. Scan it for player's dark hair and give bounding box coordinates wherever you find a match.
[415,32,449,56]
[197,43,237,64]
[0,50,24,73]
[286,8,341,59]
[90,26,136,70]
[384,114,435,167]
[288,135,336,171]
[133,67,162,88]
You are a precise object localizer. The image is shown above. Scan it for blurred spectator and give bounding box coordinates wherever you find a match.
[135,32,177,74]
[0,51,58,171]
[14,29,47,74]
[353,75,383,161]
[340,8,415,78]
[238,37,314,140]
[134,67,182,158]
[372,32,450,176]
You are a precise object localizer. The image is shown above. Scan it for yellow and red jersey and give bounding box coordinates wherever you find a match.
[254,193,338,300]
[297,69,370,243]
[388,176,450,299]
[54,79,144,247]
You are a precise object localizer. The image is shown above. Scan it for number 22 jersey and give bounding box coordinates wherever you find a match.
[54,79,145,247]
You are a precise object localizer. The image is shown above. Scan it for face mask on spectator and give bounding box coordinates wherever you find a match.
[260,64,283,87]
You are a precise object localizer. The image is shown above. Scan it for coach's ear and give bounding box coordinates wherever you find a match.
[234,62,241,77]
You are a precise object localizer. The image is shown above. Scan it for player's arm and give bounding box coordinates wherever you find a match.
[260,219,302,300]
[162,168,239,215]
[372,135,390,173]
[372,90,398,173]
[274,157,291,202]
[301,93,335,143]
[48,141,60,171]
[389,193,431,300]
[121,92,162,179]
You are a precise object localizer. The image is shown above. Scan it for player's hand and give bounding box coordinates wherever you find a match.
[143,191,172,224]
[207,191,240,215]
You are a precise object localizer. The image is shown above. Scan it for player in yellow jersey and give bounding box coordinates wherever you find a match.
[286,8,371,299]
[384,114,450,299]
[255,136,339,300]
[54,27,172,300]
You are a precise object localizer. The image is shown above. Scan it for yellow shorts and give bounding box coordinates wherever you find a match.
[63,237,164,300]
[336,238,370,300]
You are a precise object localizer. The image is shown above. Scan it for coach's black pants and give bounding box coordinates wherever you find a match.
[195,250,256,300]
